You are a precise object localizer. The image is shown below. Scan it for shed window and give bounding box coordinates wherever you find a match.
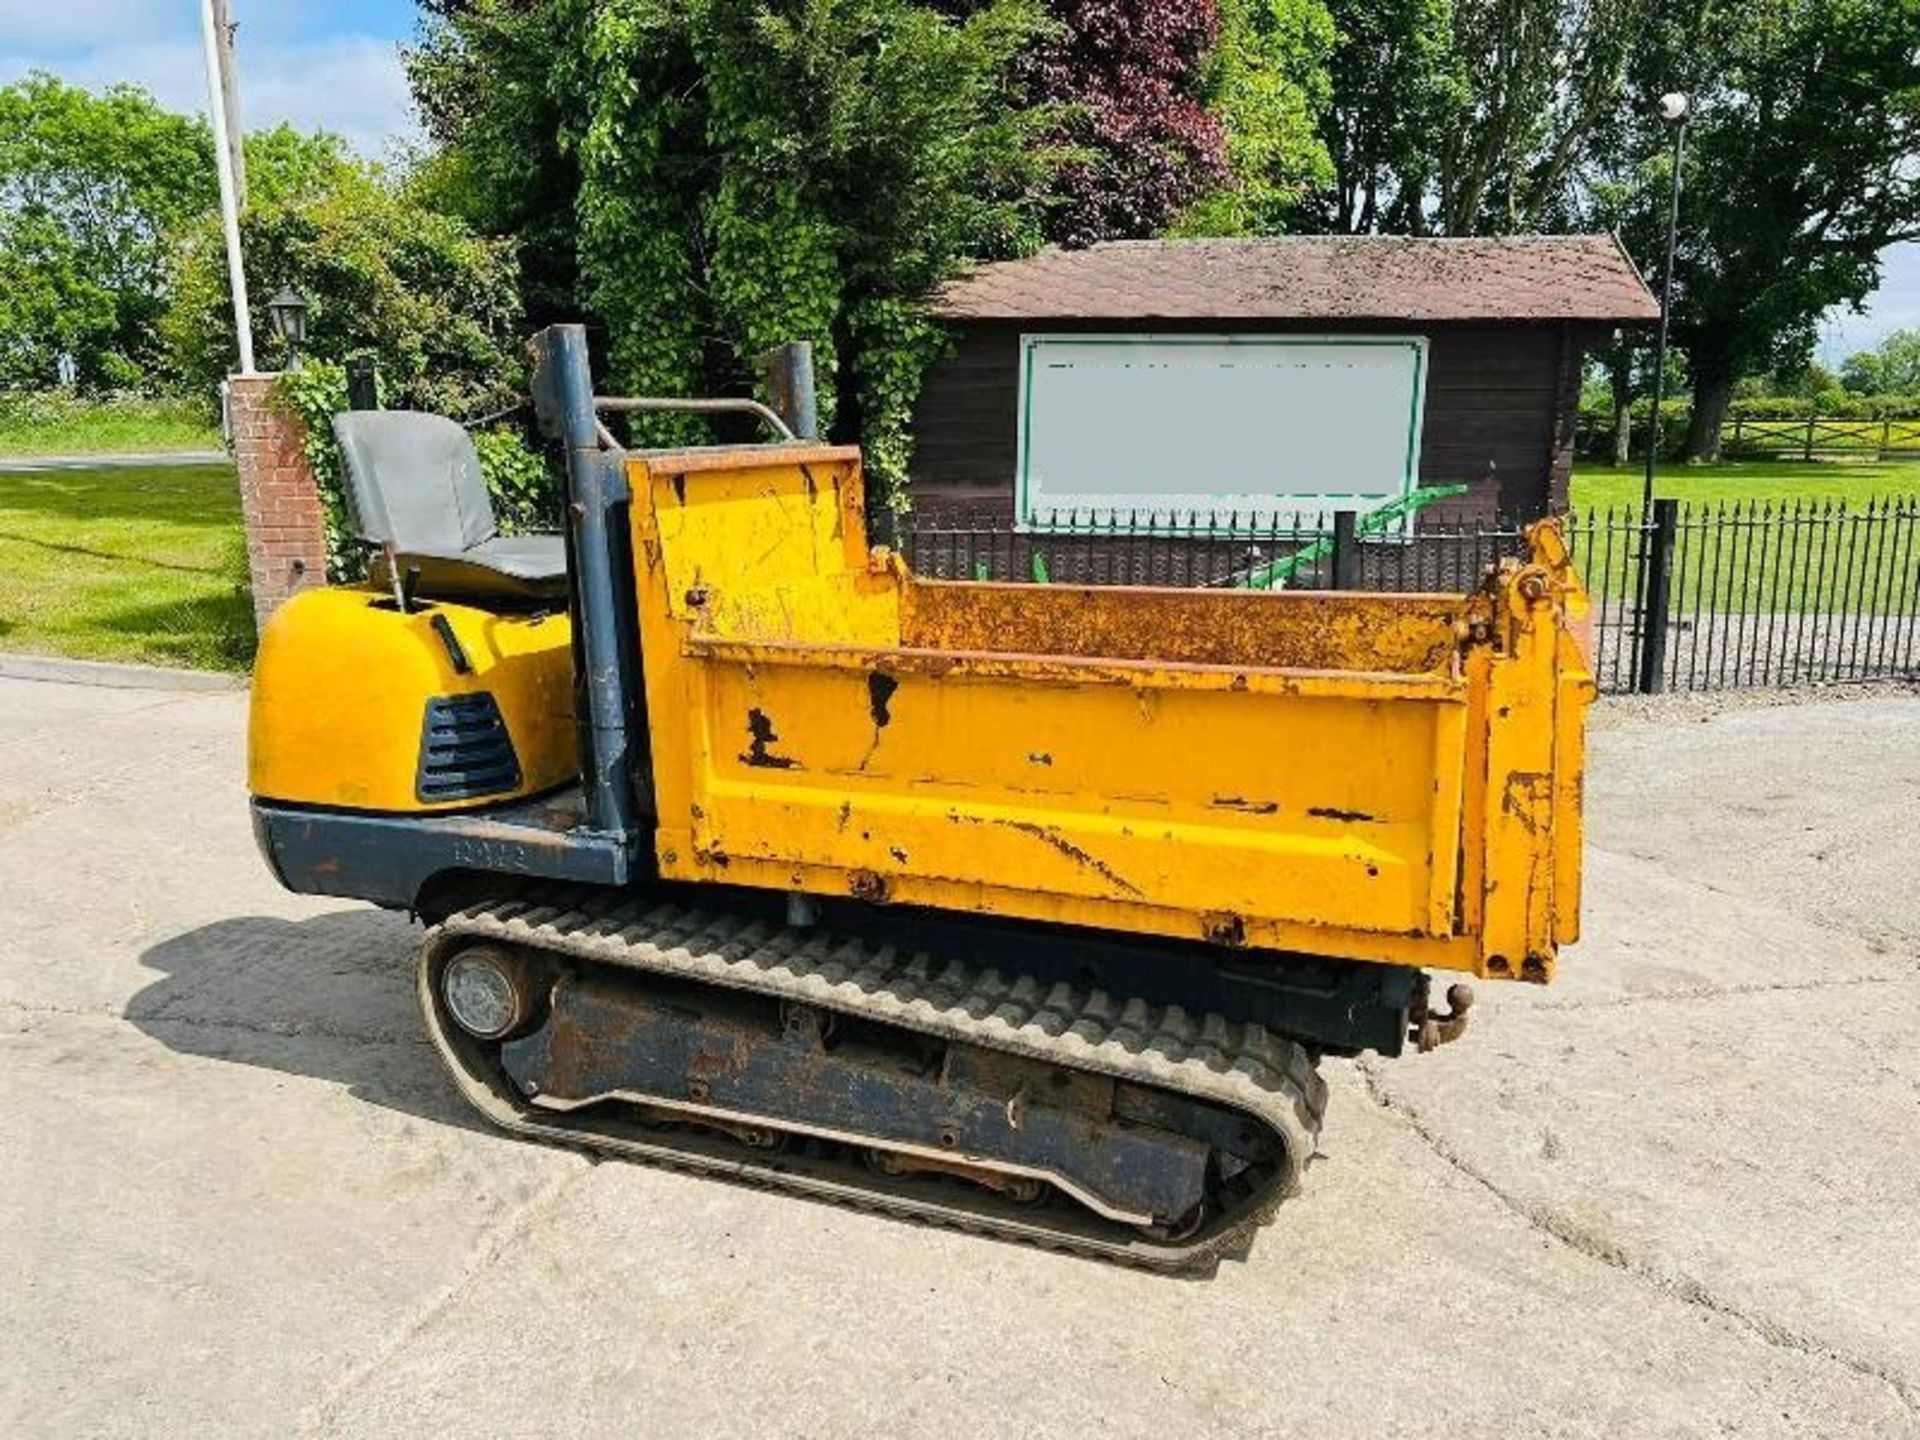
[1016,334,1428,532]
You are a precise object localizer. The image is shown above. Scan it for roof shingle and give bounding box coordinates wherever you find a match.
[935,235,1659,325]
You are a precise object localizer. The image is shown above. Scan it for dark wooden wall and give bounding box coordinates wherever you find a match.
[908,318,1605,522]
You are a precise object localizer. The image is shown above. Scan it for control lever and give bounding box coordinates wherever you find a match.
[382,541,409,614]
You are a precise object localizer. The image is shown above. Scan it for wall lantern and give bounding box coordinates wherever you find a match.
[267,284,310,370]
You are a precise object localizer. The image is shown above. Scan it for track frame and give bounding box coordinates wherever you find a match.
[422,885,1327,1273]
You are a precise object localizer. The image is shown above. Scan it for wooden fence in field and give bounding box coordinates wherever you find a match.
[1725,415,1920,460]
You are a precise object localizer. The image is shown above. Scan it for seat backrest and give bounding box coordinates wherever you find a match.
[332,411,497,556]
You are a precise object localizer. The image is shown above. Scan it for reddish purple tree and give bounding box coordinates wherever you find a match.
[1027,0,1228,247]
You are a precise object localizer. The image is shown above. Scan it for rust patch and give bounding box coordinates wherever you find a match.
[1028,752,1054,767]
[693,844,731,870]
[867,670,899,727]
[835,800,852,832]
[688,1038,750,1080]
[671,474,687,504]
[1212,796,1279,815]
[888,846,909,863]
[1501,771,1553,835]
[993,819,1144,900]
[1308,806,1379,823]
[1203,913,1247,947]
[848,869,890,903]
[903,580,1465,674]
[855,672,898,773]
[740,709,798,770]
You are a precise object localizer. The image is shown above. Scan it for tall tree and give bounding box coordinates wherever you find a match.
[1841,329,1920,396]
[1312,0,1648,235]
[0,73,214,387]
[1312,0,1456,232]
[1433,0,1649,234]
[1022,0,1228,246]
[1648,0,1920,457]
[408,0,583,326]
[1175,0,1335,236]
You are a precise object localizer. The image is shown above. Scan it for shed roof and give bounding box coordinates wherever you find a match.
[935,235,1659,325]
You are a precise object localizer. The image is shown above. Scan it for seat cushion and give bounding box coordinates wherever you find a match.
[372,532,569,604]
[466,534,568,582]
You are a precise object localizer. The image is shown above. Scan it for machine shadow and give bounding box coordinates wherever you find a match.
[128,909,487,1135]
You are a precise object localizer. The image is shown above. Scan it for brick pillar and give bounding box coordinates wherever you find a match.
[229,374,329,631]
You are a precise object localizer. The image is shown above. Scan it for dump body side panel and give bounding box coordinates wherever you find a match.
[628,448,1586,980]
[681,641,1468,938]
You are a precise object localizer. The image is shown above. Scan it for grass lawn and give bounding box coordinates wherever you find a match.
[1571,456,1920,511]
[0,395,223,457]
[0,464,255,671]
[1566,456,1920,614]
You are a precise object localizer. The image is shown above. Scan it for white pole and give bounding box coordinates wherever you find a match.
[200,0,255,375]
[212,0,248,210]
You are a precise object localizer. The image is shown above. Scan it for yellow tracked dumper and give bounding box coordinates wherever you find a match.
[250,325,1594,1271]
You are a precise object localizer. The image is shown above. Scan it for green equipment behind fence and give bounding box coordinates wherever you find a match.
[1236,486,1470,590]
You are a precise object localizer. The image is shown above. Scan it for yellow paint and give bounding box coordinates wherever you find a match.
[249,587,577,812]
[628,446,1594,982]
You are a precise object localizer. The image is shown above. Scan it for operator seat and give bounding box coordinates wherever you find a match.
[332,411,568,605]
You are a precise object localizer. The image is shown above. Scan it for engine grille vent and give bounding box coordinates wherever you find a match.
[417,693,522,803]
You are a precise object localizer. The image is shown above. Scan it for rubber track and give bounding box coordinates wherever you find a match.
[423,885,1328,1273]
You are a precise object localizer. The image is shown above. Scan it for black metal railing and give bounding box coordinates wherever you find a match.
[900,498,1920,696]
[1597,497,1920,694]
[902,506,1530,595]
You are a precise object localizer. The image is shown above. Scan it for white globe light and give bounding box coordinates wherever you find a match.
[1659,92,1690,122]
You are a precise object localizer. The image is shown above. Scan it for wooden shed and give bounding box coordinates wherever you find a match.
[909,235,1657,526]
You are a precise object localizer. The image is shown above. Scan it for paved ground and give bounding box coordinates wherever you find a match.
[2,676,1916,1437]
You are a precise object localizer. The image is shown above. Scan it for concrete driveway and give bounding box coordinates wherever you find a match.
[2,675,1916,1437]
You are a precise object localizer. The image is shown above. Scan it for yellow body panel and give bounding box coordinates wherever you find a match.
[629,446,1594,981]
[249,587,577,812]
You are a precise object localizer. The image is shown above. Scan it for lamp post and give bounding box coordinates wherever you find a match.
[266,285,309,372]
[1641,92,1691,513]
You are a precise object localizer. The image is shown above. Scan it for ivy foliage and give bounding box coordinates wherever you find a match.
[278,361,557,582]
[276,363,359,580]
[415,0,1053,505]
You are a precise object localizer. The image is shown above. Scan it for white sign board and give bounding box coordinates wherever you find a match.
[1016,334,1428,531]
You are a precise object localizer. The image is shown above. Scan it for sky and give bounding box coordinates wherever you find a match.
[0,0,421,160]
[0,0,1912,365]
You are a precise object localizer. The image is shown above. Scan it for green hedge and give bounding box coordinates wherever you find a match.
[0,389,218,454]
